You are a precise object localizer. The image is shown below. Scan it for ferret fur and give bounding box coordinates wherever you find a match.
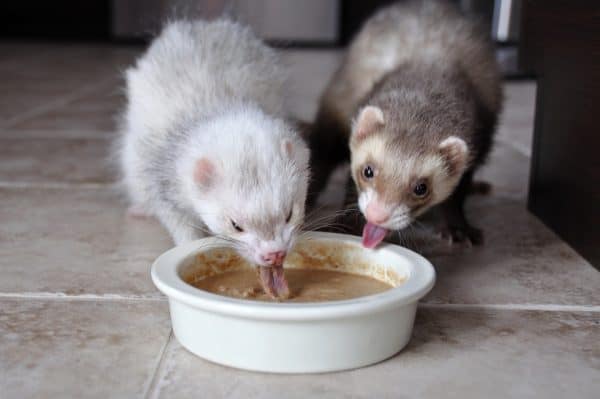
[309,0,502,244]
[116,19,310,263]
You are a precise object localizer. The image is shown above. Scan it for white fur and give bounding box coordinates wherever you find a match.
[117,19,309,266]
[357,188,374,217]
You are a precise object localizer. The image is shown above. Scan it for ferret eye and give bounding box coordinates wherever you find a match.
[231,219,244,232]
[413,182,428,197]
[285,208,293,223]
[363,165,374,179]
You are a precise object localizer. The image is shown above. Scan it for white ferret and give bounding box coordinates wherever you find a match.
[117,20,309,295]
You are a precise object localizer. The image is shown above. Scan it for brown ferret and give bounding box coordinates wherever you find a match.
[308,0,503,247]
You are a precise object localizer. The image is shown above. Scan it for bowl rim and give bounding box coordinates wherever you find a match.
[151,231,435,321]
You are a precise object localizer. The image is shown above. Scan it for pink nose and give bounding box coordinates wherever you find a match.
[365,201,390,224]
[261,251,286,266]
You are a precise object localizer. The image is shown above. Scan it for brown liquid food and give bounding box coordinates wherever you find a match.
[191,268,393,302]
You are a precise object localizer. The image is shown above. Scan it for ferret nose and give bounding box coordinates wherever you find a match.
[365,202,390,225]
[261,251,287,266]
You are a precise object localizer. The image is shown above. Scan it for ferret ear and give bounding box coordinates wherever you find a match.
[194,157,215,189]
[352,106,385,143]
[439,136,469,176]
[280,139,294,158]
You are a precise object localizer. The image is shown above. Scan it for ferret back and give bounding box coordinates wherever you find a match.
[123,19,287,138]
[320,0,502,129]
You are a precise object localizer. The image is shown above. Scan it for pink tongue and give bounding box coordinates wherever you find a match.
[257,266,290,300]
[362,222,389,249]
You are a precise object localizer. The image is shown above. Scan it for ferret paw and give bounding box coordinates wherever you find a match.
[437,224,484,246]
[127,204,152,219]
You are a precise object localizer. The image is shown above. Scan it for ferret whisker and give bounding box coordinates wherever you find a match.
[397,229,411,248]
[304,205,355,221]
[410,220,428,231]
[398,224,423,251]
[303,208,358,226]
[304,203,334,217]
[302,220,343,232]
[302,219,336,230]
[303,210,360,231]
[181,220,245,248]
[302,221,354,233]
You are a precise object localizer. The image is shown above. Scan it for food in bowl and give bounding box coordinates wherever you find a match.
[189,268,394,302]
[181,241,404,302]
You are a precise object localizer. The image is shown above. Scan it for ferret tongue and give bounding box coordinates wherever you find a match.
[257,265,290,299]
[271,265,290,299]
[362,222,389,249]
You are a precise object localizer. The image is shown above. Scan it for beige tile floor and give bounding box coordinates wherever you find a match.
[0,43,598,399]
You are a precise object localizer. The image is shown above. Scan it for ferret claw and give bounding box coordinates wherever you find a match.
[437,224,483,246]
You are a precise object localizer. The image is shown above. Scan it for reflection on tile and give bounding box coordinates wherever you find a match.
[421,196,600,306]
[0,299,170,399]
[475,140,530,201]
[0,43,139,125]
[0,139,114,183]
[0,73,96,124]
[149,309,600,399]
[2,78,125,139]
[497,82,537,156]
[0,188,172,297]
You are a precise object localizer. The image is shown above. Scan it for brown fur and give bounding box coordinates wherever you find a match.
[308,0,503,244]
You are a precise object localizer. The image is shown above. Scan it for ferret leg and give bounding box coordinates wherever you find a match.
[307,157,344,210]
[439,170,484,245]
[306,121,350,210]
[156,207,205,245]
[325,176,364,235]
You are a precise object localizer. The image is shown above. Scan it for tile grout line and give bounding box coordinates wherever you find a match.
[0,292,598,312]
[0,134,115,141]
[0,181,116,189]
[143,330,173,399]
[419,303,600,313]
[0,292,166,302]
[0,76,116,129]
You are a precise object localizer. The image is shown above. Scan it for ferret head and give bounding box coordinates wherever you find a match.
[180,108,310,267]
[350,105,469,248]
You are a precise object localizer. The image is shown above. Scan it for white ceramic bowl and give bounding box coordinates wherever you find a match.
[151,231,435,373]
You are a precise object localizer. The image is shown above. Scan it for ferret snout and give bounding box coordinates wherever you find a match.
[365,201,391,225]
[260,251,287,266]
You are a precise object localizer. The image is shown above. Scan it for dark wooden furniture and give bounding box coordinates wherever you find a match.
[520,0,600,268]
[0,1,111,40]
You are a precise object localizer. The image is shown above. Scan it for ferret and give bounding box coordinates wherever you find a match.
[309,0,502,248]
[116,19,310,297]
